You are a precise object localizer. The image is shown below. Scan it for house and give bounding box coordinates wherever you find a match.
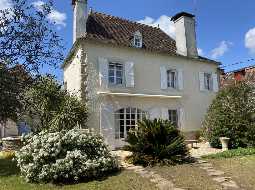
[63,0,220,149]
[221,65,255,87]
[0,119,18,138]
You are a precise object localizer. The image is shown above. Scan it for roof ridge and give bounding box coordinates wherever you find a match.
[92,11,165,32]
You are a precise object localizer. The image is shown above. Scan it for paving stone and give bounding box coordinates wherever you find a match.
[212,177,231,183]
[199,163,213,167]
[207,170,225,176]
[197,160,208,164]
[221,180,239,189]
[156,180,174,190]
[199,166,214,170]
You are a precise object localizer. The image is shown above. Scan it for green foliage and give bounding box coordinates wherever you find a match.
[202,81,255,149]
[0,0,63,122]
[125,119,189,166]
[202,148,255,159]
[15,130,118,183]
[23,76,88,132]
[0,64,32,122]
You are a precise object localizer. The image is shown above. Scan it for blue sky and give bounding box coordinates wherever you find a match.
[2,0,255,80]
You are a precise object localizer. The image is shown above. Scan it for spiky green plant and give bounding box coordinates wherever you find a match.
[125,119,189,166]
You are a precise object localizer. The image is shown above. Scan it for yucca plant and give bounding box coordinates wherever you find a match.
[125,119,189,166]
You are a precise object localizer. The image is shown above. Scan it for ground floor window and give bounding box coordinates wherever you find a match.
[115,107,147,139]
[168,109,178,127]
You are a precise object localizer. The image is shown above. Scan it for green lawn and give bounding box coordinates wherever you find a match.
[207,155,255,190]
[0,159,156,190]
[150,164,223,190]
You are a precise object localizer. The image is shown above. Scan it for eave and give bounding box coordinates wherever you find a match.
[97,91,182,99]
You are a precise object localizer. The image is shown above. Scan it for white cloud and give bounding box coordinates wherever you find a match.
[0,0,12,11]
[32,1,67,28]
[138,15,175,38]
[210,41,233,59]
[197,48,204,56]
[245,27,255,54]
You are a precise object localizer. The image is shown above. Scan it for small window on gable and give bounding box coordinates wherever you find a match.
[133,31,143,48]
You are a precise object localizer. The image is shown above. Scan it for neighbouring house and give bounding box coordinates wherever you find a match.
[63,0,220,149]
[221,65,255,87]
[0,119,18,138]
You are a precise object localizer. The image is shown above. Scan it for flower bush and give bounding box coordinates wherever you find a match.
[15,129,118,183]
[202,81,255,149]
[125,119,189,166]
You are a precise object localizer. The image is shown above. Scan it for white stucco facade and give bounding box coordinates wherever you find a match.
[63,40,219,149]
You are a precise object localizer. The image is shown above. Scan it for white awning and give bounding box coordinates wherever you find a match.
[97,91,182,99]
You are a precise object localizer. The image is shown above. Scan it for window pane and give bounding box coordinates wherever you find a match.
[116,70,122,77]
[109,77,114,84]
[120,125,124,138]
[116,77,122,85]
[169,110,178,127]
[109,70,114,77]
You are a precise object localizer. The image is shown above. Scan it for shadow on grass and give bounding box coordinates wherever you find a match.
[0,159,20,176]
[53,169,123,186]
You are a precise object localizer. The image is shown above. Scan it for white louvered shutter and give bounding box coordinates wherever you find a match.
[125,61,135,88]
[199,72,205,91]
[161,108,169,120]
[100,104,115,150]
[177,69,184,90]
[160,66,167,89]
[98,57,108,89]
[212,73,219,92]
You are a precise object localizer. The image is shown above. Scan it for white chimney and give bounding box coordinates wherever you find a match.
[171,12,198,57]
[72,0,88,43]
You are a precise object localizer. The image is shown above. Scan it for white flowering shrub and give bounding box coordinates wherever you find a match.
[15,130,118,183]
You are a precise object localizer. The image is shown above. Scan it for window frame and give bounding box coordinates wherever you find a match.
[167,69,177,89]
[114,108,147,140]
[168,109,178,128]
[134,35,142,48]
[204,72,213,91]
[108,62,124,86]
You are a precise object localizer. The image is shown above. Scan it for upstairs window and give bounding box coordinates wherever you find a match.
[204,73,212,91]
[167,69,177,89]
[133,31,143,48]
[108,62,123,85]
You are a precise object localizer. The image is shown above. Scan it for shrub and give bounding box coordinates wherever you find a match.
[202,148,255,159]
[15,130,118,183]
[23,76,88,132]
[125,119,189,166]
[202,81,255,149]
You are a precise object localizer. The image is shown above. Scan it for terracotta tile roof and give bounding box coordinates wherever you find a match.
[84,12,177,55]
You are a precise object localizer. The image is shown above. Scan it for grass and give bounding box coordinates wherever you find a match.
[208,155,255,190]
[202,148,255,159]
[0,158,156,190]
[150,164,223,190]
